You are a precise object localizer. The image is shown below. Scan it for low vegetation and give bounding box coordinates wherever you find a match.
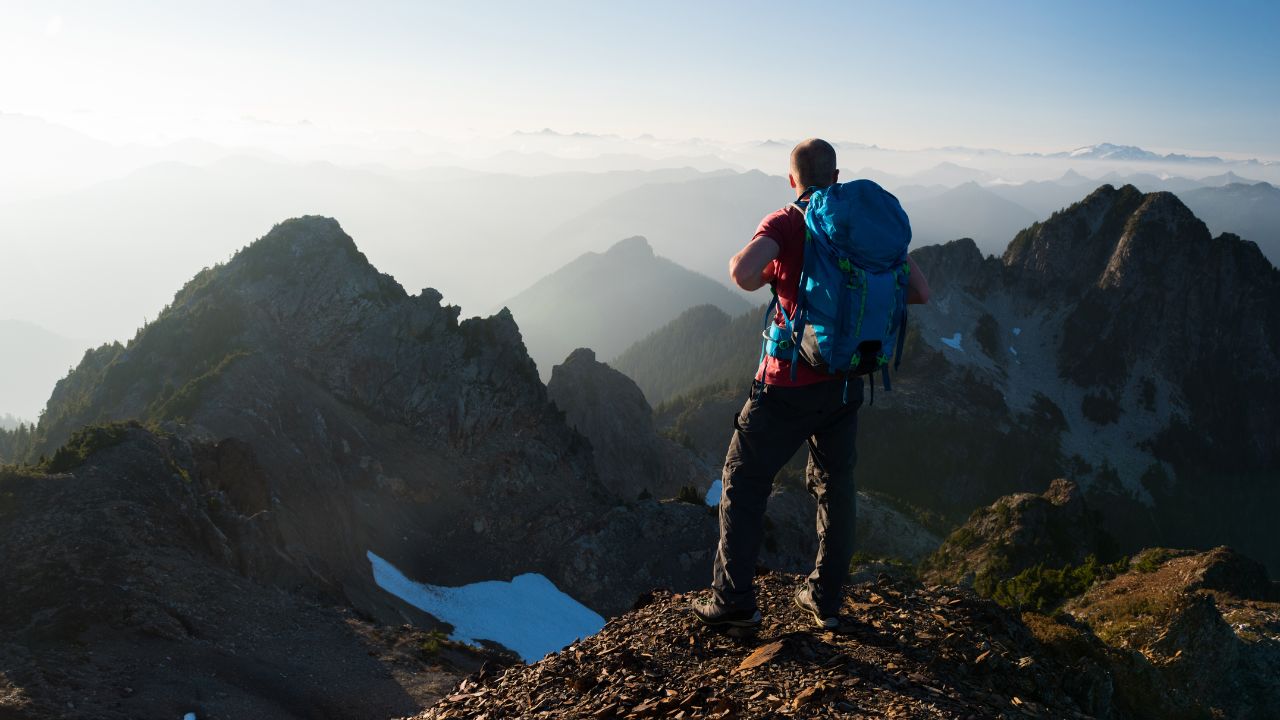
[39,421,139,473]
[983,555,1130,613]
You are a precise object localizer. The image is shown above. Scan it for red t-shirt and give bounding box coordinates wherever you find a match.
[752,204,834,387]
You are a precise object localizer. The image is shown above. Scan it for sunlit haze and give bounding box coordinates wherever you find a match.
[1,0,1278,420]
[3,0,1278,155]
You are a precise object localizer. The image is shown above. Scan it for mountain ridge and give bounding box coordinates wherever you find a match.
[503,235,750,377]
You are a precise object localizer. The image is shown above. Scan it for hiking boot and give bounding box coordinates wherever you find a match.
[794,585,839,630]
[690,596,762,629]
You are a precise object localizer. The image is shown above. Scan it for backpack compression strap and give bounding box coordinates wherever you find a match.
[786,192,817,382]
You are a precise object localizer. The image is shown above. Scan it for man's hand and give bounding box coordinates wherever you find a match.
[729,236,780,291]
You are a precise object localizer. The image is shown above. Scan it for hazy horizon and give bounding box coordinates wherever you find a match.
[2,0,1278,420]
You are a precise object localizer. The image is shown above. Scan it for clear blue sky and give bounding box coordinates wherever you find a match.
[3,0,1277,155]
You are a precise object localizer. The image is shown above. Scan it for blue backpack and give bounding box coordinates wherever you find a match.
[759,179,912,402]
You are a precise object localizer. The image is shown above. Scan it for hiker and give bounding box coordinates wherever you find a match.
[692,138,931,630]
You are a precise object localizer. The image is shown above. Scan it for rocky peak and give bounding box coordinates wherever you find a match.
[29,217,620,622]
[416,571,1124,720]
[1097,191,1210,291]
[921,478,1109,588]
[547,347,705,500]
[1001,183,1148,292]
[908,237,993,295]
[604,235,654,258]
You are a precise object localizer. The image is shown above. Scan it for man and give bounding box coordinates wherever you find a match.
[692,138,930,630]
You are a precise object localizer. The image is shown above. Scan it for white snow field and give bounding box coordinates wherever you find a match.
[940,332,964,351]
[366,551,605,662]
[706,478,723,506]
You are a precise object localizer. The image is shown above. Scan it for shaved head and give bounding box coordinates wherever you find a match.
[790,138,838,189]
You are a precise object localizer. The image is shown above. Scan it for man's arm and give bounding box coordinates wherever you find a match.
[729,236,780,291]
[906,255,931,305]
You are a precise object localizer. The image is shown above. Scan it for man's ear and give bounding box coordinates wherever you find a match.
[788,173,797,189]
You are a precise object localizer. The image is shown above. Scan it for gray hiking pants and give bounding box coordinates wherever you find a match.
[711,378,863,615]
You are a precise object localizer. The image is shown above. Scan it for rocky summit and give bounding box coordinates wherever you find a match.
[413,571,1117,720]
[415,484,1280,720]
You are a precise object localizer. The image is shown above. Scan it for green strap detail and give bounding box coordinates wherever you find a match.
[854,268,868,338]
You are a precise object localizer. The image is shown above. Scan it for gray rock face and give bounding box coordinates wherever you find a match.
[547,347,708,500]
[0,424,497,718]
[921,478,1107,587]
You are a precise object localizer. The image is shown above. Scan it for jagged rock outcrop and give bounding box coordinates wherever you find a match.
[921,478,1109,588]
[1056,546,1280,720]
[914,482,1280,719]
[547,347,708,500]
[0,423,502,719]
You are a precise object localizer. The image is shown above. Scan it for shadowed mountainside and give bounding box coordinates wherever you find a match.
[0,423,508,719]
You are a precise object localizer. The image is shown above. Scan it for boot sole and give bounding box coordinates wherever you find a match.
[794,592,839,630]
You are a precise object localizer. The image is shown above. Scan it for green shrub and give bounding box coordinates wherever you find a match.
[151,350,250,422]
[1133,548,1177,573]
[419,629,449,657]
[987,555,1129,613]
[41,422,136,473]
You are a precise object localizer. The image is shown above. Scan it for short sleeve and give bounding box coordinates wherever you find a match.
[752,208,792,250]
[751,207,800,279]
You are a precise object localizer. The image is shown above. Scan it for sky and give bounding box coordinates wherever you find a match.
[2,0,1278,157]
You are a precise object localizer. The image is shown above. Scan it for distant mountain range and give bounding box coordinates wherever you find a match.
[539,169,789,289]
[503,236,749,376]
[0,155,717,338]
[1048,142,1229,163]
[900,182,1040,256]
[0,319,84,421]
[1179,182,1280,261]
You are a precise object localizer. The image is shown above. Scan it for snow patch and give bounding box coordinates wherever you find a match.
[940,333,964,351]
[1009,346,1018,356]
[1012,327,1022,336]
[706,478,722,506]
[366,551,605,663]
